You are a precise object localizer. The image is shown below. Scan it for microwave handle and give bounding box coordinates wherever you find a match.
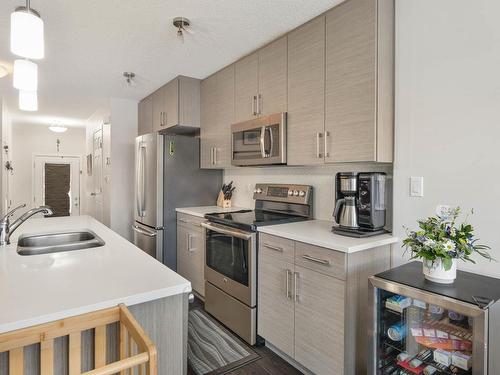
[266,126,273,157]
[260,126,266,158]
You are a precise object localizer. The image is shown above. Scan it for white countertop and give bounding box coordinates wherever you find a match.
[258,220,398,253]
[0,215,191,334]
[175,206,249,218]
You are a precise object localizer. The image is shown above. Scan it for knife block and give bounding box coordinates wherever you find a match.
[217,191,232,208]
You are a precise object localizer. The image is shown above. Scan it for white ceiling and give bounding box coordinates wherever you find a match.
[0,0,342,128]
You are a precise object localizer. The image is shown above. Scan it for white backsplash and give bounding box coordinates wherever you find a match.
[223,163,393,223]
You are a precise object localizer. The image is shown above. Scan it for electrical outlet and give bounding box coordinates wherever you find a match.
[410,177,424,197]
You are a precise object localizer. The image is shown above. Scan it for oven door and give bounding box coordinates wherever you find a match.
[201,222,256,307]
[231,112,287,166]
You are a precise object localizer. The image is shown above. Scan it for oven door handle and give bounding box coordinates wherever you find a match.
[201,222,253,240]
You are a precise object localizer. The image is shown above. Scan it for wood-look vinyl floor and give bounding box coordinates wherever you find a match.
[188,297,303,375]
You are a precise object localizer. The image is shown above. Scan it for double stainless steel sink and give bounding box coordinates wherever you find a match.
[17,230,105,256]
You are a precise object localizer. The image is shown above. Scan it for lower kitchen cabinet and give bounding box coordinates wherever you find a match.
[176,213,205,297]
[258,233,391,375]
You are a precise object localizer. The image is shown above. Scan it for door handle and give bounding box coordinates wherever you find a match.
[259,126,266,158]
[324,131,330,158]
[132,225,157,237]
[285,269,292,299]
[316,132,323,158]
[294,272,299,303]
[187,233,195,252]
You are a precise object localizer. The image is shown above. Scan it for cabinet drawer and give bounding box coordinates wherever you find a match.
[259,233,295,263]
[295,242,346,280]
[177,213,205,230]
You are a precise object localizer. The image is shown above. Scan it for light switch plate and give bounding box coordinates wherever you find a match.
[410,177,424,197]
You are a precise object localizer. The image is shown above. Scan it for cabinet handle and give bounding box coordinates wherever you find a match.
[324,131,330,158]
[262,243,283,253]
[257,93,262,115]
[294,272,299,303]
[285,269,291,299]
[187,233,195,252]
[159,112,163,126]
[214,147,217,165]
[302,254,331,266]
[252,95,257,116]
[210,147,214,165]
[316,132,323,158]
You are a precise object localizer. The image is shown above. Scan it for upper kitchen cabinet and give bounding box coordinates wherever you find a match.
[287,17,326,166]
[324,0,394,163]
[234,52,259,122]
[258,37,288,116]
[138,95,153,136]
[150,75,201,134]
[200,65,235,169]
[234,36,287,122]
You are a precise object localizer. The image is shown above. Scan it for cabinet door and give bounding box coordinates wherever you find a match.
[164,78,179,128]
[325,0,377,162]
[258,252,295,358]
[258,36,287,116]
[200,74,218,168]
[287,17,326,166]
[138,96,153,135]
[152,87,165,132]
[177,223,205,296]
[234,52,259,122]
[294,265,345,375]
[213,65,234,168]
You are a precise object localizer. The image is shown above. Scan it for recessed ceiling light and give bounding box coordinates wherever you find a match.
[0,65,8,78]
[49,125,68,133]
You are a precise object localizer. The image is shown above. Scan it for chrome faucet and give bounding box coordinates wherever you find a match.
[0,204,54,245]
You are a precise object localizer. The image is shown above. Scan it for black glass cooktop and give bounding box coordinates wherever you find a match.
[205,209,310,231]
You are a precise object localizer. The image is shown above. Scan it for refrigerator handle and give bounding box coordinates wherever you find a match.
[137,143,147,217]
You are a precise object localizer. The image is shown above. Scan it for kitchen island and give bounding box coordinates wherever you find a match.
[0,215,191,374]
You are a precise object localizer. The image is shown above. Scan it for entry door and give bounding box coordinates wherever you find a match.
[33,156,81,216]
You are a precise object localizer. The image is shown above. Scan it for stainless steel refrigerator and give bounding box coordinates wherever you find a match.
[133,133,221,270]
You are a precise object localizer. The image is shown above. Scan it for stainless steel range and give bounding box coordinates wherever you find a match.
[202,183,313,345]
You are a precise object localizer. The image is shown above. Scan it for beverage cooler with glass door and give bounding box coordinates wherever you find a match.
[368,261,500,375]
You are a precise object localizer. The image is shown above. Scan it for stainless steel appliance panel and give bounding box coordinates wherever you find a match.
[134,133,163,228]
[163,136,222,270]
[231,112,287,166]
[202,222,256,307]
[132,222,163,261]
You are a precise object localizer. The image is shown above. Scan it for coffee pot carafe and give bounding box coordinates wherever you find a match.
[333,195,358,229]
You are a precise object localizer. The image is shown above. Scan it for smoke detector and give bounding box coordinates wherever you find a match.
[173,17,192,42]
[123,72,136,87]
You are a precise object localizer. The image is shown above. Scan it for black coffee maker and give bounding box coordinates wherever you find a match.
[332,172,387,238]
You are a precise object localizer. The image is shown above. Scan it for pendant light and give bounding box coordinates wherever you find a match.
[10,0,44,59]
[19,90,38,111]
[13,59,38,91]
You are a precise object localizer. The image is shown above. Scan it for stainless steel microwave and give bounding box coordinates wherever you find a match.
[231,112,287,166]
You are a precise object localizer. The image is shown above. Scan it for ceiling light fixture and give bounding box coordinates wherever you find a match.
[19,90,38,111]
[173,17,192,43]
[13,59,38,91]
[123,72,136,87]
[10,0,45,59]
[0,65,8,78]
[49,125,68,133]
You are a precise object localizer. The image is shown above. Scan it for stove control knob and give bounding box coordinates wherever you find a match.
[293,190,299,197]
[255,188,263,194]
[299,191,306,197]
[288,189,294,196]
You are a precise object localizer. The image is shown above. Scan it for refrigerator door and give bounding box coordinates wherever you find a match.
[134,133,163,228]
[132,222,163,262]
